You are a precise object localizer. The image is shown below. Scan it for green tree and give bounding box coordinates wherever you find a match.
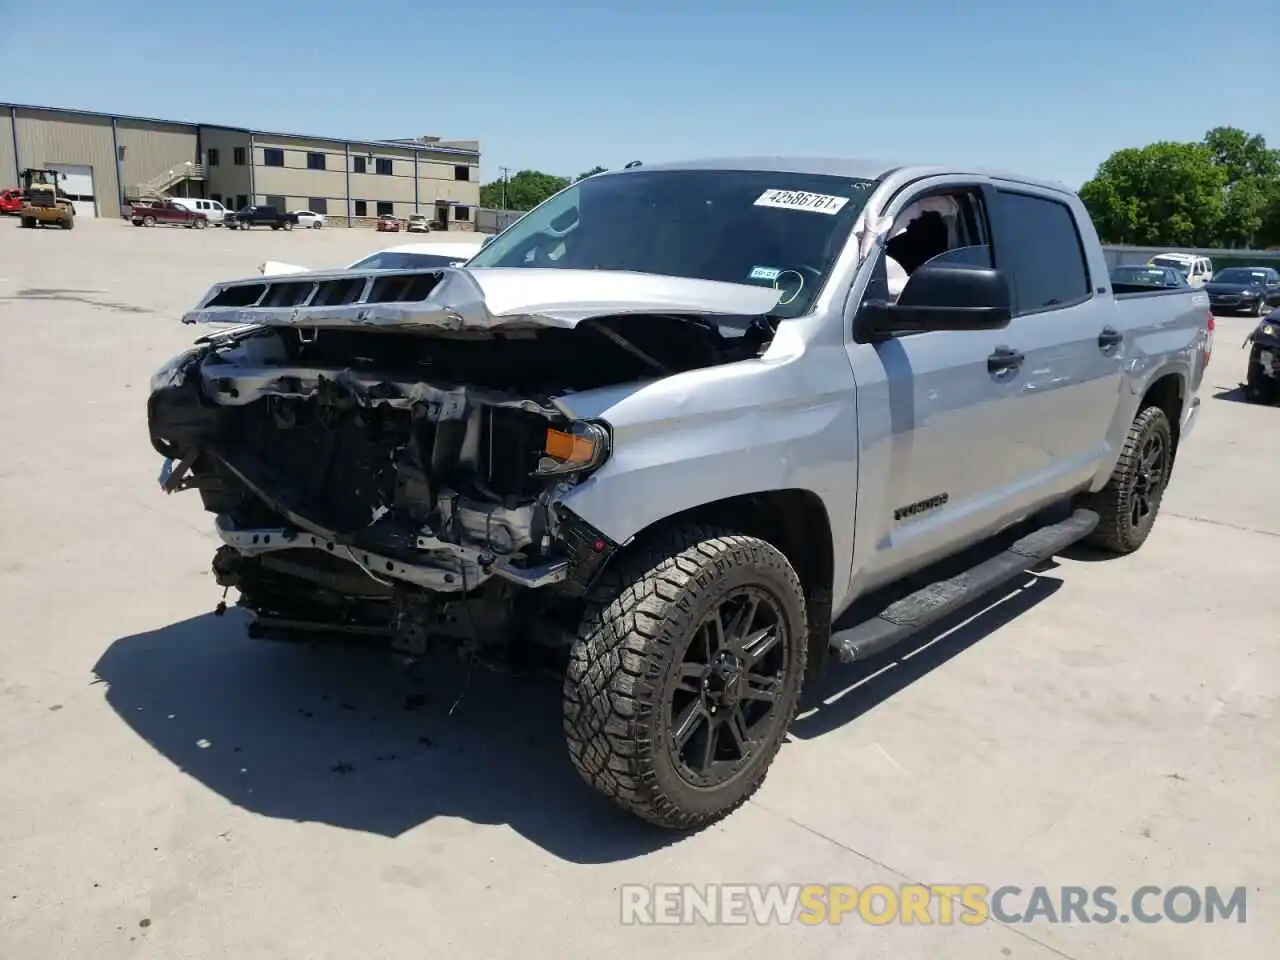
[574,165,608,182]
[478,169,570,211]
[1203,126,1279,185]
[1080,142,1226,246]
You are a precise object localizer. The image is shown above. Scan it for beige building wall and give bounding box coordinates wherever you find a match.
[2,105,480,226]
[12,107,119,217]
[0,110,15,187]
[117,120,198,198]
[245,133,481,229]
[200,126,252,208]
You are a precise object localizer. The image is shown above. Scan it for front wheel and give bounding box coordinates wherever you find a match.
[142,215,156,227]
[194,218,206,230]
[20,216,35,228]
[1257,299,1272,318]
[563,526,808,830]
[1079,405,1174,554]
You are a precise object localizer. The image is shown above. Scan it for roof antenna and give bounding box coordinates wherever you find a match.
[623,160,643,169]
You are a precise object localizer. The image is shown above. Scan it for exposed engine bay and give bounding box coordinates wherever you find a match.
[148,265,781,657]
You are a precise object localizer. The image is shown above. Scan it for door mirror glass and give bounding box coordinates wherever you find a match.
[864,264,1012,335]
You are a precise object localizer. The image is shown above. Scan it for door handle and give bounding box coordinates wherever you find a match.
[1098,326,1123,350]
[987,346,1024,374]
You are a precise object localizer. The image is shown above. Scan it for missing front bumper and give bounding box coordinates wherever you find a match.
[213,514,567,593]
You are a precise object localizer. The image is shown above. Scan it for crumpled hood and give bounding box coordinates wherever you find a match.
[182,267,783,331]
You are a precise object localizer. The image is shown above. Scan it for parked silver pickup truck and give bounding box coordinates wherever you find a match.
[147,157,1213,830]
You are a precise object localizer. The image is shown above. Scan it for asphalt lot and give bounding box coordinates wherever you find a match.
[0,217,1276,959]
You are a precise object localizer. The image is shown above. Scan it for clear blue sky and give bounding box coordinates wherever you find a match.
[2,0,1276,188]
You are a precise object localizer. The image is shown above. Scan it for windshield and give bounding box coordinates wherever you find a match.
[1149,257,1191,274]
[348,252,468,270]
[466,168,878,317]
[1112,266,1174,285]
[1212,268,1268,284]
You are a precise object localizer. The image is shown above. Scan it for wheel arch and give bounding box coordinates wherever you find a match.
[1138,370,1185,461]
[592,488,836,683]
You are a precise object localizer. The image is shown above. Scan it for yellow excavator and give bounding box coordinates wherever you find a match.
[19,168,75,230]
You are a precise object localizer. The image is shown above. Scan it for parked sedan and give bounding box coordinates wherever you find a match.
[406,214,431,233]
[293,210,326,230]
[257,239,486,277]
[376,214,402,233]
[1204,267,1280,316]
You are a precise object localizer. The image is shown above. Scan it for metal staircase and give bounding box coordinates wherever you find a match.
[131,161,206,199]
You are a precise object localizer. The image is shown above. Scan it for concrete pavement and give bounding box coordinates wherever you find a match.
[0,218,1275,959]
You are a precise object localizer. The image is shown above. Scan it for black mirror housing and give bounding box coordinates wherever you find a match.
[865,265,1012,335]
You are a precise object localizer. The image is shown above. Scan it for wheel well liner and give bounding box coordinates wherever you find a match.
[1139,372,1184,458]
[606,489,835,682]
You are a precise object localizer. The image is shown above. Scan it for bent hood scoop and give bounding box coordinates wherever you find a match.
[182,267,783,331]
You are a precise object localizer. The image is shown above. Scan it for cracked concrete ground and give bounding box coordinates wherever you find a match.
[0,218,1276,959]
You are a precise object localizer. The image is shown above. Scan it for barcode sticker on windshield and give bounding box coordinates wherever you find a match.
[754,189,850,215]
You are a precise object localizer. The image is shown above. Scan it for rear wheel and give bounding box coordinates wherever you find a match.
[61,217,73,230]
[1245,345,1279,404]
[20,216,35,228]
[282,220,293,231]
[1080,406,1173,554]
[312,221,322,229]
[563,525,808,830]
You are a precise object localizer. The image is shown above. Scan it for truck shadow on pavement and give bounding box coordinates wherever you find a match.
[91,611,675,864]
[792,571,1063,740]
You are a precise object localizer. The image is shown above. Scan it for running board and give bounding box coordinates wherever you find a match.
[830,508,1099,664]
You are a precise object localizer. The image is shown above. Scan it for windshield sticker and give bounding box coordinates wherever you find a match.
[754,189,850,216]
[749,266,781,281]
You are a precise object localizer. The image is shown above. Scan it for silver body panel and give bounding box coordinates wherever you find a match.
[170,158,1209,621]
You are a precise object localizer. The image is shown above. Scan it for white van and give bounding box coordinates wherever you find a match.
[1147,252,1213,287]
[170,197,227,225]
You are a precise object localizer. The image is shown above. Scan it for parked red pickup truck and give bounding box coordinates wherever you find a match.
[0,188,23,215]
[130,199,209,229]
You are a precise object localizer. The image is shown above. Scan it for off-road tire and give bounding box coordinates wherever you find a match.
[1080,405,1174,554]
[61,217,73,230]
[563,525,808,830]
[20,216,35,228]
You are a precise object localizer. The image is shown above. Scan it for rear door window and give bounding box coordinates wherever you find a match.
[993,190,1091,315]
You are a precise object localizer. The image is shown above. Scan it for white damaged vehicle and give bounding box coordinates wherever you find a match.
[259,239,485,278]
[148,158,1209,829]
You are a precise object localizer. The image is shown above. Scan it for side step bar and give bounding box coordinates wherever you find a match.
[830,508,1099,664]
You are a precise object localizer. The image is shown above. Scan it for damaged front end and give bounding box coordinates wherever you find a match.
[148,264,780,656]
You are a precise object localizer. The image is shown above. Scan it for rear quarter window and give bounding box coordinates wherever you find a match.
[994,191,1091,315]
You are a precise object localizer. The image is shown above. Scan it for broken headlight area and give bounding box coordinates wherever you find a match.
[147,324,634,653]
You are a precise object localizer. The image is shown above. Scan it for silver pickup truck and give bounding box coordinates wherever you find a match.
[147,157,1213,830]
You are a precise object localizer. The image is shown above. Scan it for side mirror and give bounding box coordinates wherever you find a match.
[864,265,1012,335]
[480,235,494,249]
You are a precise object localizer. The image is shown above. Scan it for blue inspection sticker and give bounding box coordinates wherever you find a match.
[749,266,781,281]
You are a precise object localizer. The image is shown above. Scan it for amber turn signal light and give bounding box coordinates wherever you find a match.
[536,421,610,476]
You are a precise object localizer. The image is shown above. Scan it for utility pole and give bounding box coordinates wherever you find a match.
[498,166,511,211]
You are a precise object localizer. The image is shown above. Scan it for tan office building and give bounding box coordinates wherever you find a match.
[1,102,481,228]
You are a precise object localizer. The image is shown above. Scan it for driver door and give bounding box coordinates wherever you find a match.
[845,180,1025,591]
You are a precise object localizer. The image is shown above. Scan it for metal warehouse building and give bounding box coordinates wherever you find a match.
[1,103,481,228]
